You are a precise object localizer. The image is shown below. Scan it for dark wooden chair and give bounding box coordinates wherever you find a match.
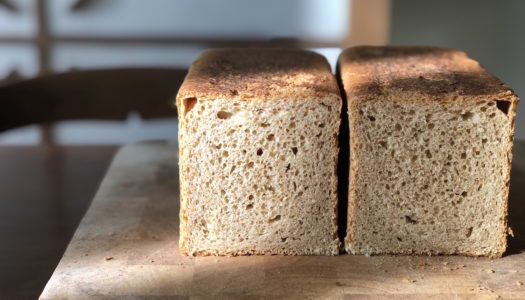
[0,68,186,143]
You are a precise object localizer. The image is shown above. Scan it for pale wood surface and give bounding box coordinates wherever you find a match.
[40,141,525,299]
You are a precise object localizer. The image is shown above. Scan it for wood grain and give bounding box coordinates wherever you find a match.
[40,141,525,299]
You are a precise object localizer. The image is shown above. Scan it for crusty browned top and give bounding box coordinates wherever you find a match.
[338,46,518,103]
[177,48,340,102]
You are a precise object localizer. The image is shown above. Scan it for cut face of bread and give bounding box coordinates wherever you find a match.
[177,48,341,255]
[338,46,519,257]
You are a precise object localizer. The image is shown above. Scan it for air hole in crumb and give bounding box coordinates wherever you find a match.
[182,97,197,117]
[269,215,281,223]
[379,141,387,148]
[461,111,474,120]
[320,103,332,111]
[428,123,435,129]
[489,113,496,118]
[496,100,511,115]
[246,204,253,209]
[367,116,376,121]
[261,123,270,127]
[461,191,468,197]
[408,110,415,115]
[395,123,402,131]
[292,147,298,155]
[281,237,288,242]
[482,138,488,144]
[285,163,291,172]
[425,150,432,158]
[247,162,254,168]
[222,150,229,157]
[461,153,467,159]
[318,123,325,128]
[217,110,233,119]
[267,134,275,141]
[257,148,263,156]
[411,155,417,162]
[397,237,403,242]
[466,227,473,238]
[248,195,254,200]
[405,216,418,224]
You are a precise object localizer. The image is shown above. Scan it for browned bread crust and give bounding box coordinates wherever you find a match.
[338,46,518,103]
[177,48,341,103]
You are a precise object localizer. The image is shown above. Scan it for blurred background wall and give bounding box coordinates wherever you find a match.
[0,0,523,144]
[0,0,350,144]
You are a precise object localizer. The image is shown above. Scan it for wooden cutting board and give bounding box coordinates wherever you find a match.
[40,141,525,299]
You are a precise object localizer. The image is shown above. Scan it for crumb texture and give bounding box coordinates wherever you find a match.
[340,46,518,257]
[179,97,340,255]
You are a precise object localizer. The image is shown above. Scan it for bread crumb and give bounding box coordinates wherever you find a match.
[477,285,496,294]
[443,261,449,266]
[449,264,466,271]
[443,266,451,271]
[517,281,523,286]
[485,269,495,274]
[104,256,113,261]
[402,278,416,283]
[508,227,514,237]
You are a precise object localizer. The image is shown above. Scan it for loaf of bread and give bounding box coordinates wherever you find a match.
[338,46,518,257]
[176,48,342,256]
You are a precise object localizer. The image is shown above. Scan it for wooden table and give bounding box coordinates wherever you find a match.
[0,145,117,299]
[37,141,525,299]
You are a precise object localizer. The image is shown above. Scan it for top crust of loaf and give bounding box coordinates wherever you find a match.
[177,48,341,102]
[338,46,518,103]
